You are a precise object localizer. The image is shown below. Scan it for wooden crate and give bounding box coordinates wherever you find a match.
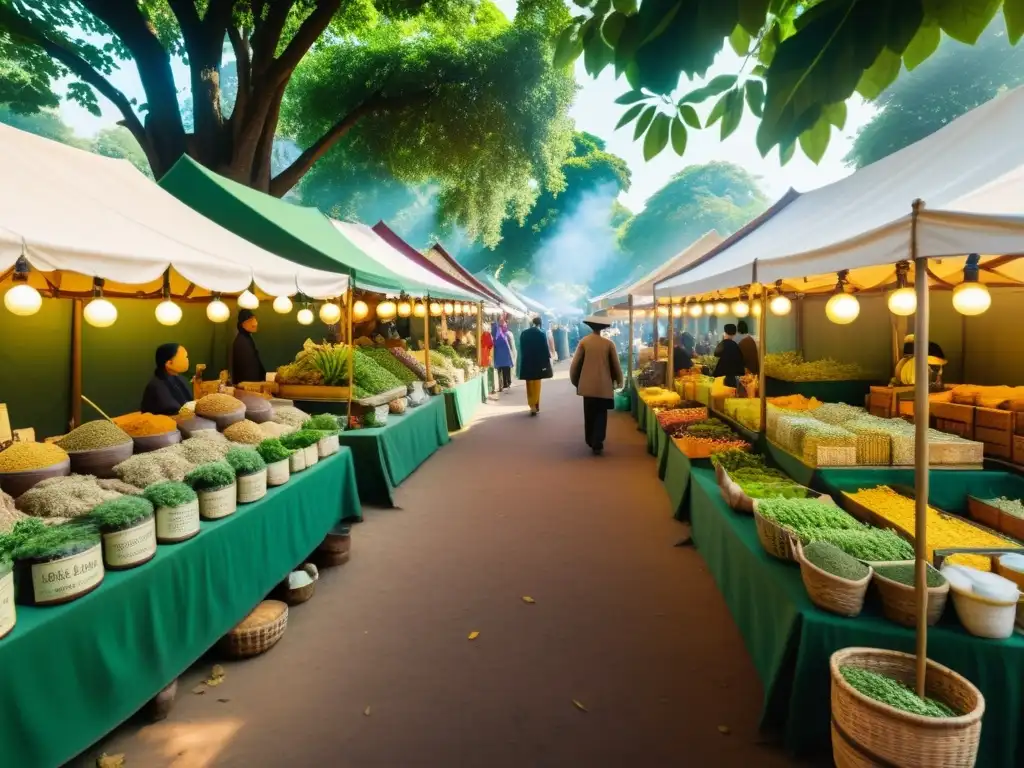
[277,384,351,401]
[930,401,975,440]
[975,406,1013,459]
[1014,435,1024,465]
[868,386,911,418]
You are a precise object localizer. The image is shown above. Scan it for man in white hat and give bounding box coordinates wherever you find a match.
[569,315,624,455]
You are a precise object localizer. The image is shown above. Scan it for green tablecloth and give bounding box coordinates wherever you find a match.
[444,376,486,431]
[764,377,876,406]
[689,468,1024,766]
[337,394,450,506]
[661,439,693,521]
[0,449,360,768]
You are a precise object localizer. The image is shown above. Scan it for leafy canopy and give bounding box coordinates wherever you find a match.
[555,0,1024,165]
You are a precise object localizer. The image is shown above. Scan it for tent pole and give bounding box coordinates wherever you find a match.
[651,286,658,363]
[346,285,354,425]
[911,199,929,697]
[71,298,83,430]
[477,302,483,367]
[424,296,432,384]
[627,294,634,387]
[758,285,767,432]
[666,299,675,389]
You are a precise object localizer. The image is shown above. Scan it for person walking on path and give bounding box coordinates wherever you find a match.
[569,316,623,455]
[480,324,495,394]
[492,320,514,393]
[519,316,553,415]
[713,323,746,389]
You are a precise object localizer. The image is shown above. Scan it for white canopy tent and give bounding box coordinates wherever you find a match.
[0,123,349,299]
[656,87,1024,299]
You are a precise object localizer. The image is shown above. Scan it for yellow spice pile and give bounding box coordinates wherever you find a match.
[113,412,179,437]
[0,442,69,472]
[195,394,244,417]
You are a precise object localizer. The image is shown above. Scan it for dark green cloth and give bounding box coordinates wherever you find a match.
[338,395,450,506]
[688,468,1024,766]
[0,450,360,768]
[661,440,692,521]
[444,376,486,431]
[764,377,875,406]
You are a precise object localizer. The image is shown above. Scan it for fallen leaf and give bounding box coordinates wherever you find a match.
[204,675,225,687]
[191,685,206,695]
[572,700,587,712]
[718,725,731,735]
[217,699,230,704]
[468,631,480,640]
[211,664,225,678]
[521,596,535,604]
[364,706,372,716]
[97,754,125,768]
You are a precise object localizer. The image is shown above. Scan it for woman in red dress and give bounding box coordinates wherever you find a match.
[480,325,495,394]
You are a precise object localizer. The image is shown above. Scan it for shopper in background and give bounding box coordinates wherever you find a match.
[713,323,746,388]
[519,316,553,416]
[737,320,759,375]
[570,316,624,455]
[492,319,514,392]
[480,323,495,394]
[230,309,266,385]
[673,331,695,374]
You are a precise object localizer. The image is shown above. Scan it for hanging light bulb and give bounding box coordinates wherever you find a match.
[350,299,369,321]
[319,301,341,325]
[4,257,42,316]
[714,301,729,316]
[154,272,181,326]
[732,290,750,318]
[634,309,646,318]
[297,307,314,325]
[952,253,991,316]
[703,301,715,315]
[824,271,859,324]
[453,302,464,316]
[377,299,397,320]
[769,294,791,316]
[207,293,230,323]
[273,295,293,314]
[688,302,703,318]
[238,284,259,310]
[398,300,412,318]
[414,302,427,318]
[886,261,916,316]
[672,304,683,318]
[82,278,117,328]
[657,305,669,317]
[430,301,443,317]
[443,302,454,315]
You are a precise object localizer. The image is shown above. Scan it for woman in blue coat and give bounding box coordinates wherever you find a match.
[492,320,515,392]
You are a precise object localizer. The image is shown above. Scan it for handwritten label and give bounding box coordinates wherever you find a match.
[31,545,104,605]
[156,500,200,542]
[267,459,289,486]
[0,571,15,637]
[289,451,306,473]
[199,484,236,520]
[237,470,267,503]
[103,517,157,568]
[304,445,319,466]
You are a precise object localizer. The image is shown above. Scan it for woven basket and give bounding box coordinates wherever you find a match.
[855,433,891,466]
[752,504,796,561]
[830,647,984,768]
[281,564,318,606]
[871,562,949,628]
[794,540,871,617]
[805,444,858,468]
[218,600,288,659]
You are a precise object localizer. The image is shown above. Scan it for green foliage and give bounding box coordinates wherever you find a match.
[0,517,99,562]
[225,447,267,477]
[142,481,197,508]
[302,414,344,432]
[257,439,294,464]
[88,496,155,531]
[280,430,323,450]
[91,126,153,178]
[184,461,236,492]
[0,104,84,146]
[845,22,1024,169]
[559,0,1024,163]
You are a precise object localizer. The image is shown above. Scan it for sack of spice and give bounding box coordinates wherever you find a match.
[0,442,69,472]
[55,421,132,452]
[113,412,179,437]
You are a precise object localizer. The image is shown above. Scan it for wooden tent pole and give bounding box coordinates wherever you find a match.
[346,285,354,424]
[911,199,930,697]
[71,298,83,430]
[477,302,483,367]
[424,296,432,383]
[651,286,658,362]
[758,285,767,432]
[627,294,634,386]
[666,300,675,389]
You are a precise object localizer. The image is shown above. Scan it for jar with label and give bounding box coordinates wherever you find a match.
[16,538,105,607]
[237,468,268,503]
[89,496,158,570]
[143,481,201,544]
[199,483,237,520]
[266,459,290,486]
[0,558,15,639]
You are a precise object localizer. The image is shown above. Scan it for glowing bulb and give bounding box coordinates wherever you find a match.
[84,298,117,328]
[769,295,792,316]
[155,300,182,326]
[671,305,683,317]
[273,295,293,314]
[887,287,916,316]
[4,283,42,316]
[657,306,669,317]
[414,302,427,318]
[732,300,749,317]
[319,302,341,325]
[703,302,715,314]
[752,299,763,317]
[297,308,314,325]
[351,300,369,321]
[398,301,412,318]
[952,281,991,316]
[825,292,860,324]
[715,301,728,316]
[454,303,464,315]
[634,309,646,318]
[430,302,442,317]
[238,289,259,310]
[443,302,454,315]
[206,299,230,323]
[688,304,703,318]
[377,300,397,320]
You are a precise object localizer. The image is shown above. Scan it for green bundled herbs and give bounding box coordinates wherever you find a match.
[280,430,321,450]
[711,449,765,472]
[87,496,154,530]
[875,563,947,588]
[738,482,809,499]
[302,414,341,433]
[756,498,862,535]
[185,461,235,492]
[801,527,915,562]
[257,439,294,464]
[353,348,405,395]
[803,541,869,580]
[357,347,417,385]
[225,447,267,477]
[0,517,99,562]
[142,481,197,508]
[983,496,1024,519]
[683,418,735,440]
[730,466,790,482]
[840,667,958,718]
[310,345,350,386]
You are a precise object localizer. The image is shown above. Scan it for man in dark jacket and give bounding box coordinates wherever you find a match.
[713,323,746,388]
[519,316,553,415]
[737,320,759,376]
[230,309,267,385]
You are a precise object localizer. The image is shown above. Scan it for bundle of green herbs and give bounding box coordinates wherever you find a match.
[875,563,947,588]
[711,449,765,472]
[803,541,869,580]
[0,517,99,562]
[257,439,294,464]
[184,461,236,492]
[302,414,342,433]
[800,527,915,562]
[225,447,267,477]
[755,498,861,535]
[840,667,958,718]
[280,430,322,450]
[142,481,197,508]
[87,496,154,531]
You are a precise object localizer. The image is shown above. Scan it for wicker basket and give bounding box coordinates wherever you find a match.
[871,561,949,628]
[752,504,796,561]
[218,600,288,659]
[794,540,871,617]
[830,647,984,768]
[280,564,318,606]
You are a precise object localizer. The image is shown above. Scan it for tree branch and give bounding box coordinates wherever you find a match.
[250,0,293,79]
[227,24,252,130]
[268,88,436,197]
[263,0,341,87]
[253,81,286,191]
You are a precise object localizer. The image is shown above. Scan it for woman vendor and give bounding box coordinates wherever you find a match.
[140,343,192,415]
[230,309,267,385]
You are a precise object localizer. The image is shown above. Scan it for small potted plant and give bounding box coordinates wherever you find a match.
[185,461,237,520]
[143,481,200,543]
[257,439,293,487]
[302,415,342,457]
[88,496,157,570]
[225,447,267,503]
[281,430,321,468]
[4,518,104,606]
[0,554,15,639]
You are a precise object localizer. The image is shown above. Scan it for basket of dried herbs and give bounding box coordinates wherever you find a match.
[871,561,949,628]
[793,540,871,617]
